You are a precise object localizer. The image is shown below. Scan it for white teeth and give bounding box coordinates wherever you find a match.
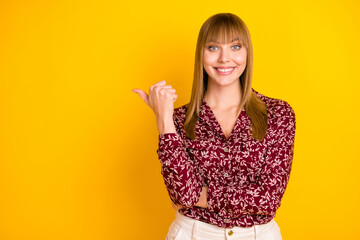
[216,67,234,72]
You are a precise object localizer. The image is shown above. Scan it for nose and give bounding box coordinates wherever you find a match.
[218,47,231,63]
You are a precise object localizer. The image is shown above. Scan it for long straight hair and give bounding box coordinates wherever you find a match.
[184,13,268,141]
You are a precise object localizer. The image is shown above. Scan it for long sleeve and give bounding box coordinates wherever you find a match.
[206,102,296,217]
[157,115,203,208]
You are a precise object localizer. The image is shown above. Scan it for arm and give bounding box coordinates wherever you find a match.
[206,102,296,217]
[157,119,204,208]
[133,80,204,209]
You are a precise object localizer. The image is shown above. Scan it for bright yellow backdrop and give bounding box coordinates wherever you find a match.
[0,0,359,239]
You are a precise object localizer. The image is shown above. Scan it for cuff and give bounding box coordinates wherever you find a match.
[158,133,183,151]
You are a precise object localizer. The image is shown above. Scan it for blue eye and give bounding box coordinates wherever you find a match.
[232,45,241,50]
[209,46,218,51]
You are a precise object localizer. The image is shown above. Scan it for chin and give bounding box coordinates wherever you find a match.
[212,79,239,87]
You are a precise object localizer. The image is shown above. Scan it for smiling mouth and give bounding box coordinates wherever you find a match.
[214,67,236,74]
[215,67,235,72]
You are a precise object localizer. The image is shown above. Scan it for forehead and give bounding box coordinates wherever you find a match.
[207,37,242,44]
[206,26,245,45]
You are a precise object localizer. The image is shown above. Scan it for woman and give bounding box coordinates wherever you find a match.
[132,12,296,240]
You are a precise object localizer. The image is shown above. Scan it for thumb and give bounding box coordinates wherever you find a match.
[132,89,149,106]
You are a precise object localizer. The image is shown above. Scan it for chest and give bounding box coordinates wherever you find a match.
[211,109,239,139]
[184,124,268,186]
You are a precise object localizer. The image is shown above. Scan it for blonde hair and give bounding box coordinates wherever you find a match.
[184,13,268,141]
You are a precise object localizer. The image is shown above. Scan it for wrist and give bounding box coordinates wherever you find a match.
[156,117,176,134]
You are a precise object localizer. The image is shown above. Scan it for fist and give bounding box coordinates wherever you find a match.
[132,80,177,120]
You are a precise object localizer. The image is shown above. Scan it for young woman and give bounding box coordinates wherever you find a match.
[132,12,296,240]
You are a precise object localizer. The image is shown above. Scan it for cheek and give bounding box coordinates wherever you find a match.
[203,52,217,66]
[234,54,247,65]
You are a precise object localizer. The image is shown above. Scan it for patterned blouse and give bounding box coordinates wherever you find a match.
[157,88,296,228]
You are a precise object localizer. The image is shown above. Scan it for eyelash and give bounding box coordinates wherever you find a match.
[208,45,242,51]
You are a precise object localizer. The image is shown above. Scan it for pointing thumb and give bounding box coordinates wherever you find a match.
[132,89,149,106]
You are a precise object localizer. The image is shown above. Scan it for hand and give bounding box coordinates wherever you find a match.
[170,187,208,210]
[194,187,208,208]
[132,80,177,120]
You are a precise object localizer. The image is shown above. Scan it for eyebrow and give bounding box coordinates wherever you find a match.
[207,38,241,44]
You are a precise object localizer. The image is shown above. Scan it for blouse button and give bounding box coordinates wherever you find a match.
[224,219,230,223]
[224,146,229,152]
[228,230,234,236]
[224,172,229,177]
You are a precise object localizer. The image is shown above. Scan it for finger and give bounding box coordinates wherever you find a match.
[152,80,167,88]
[157,85,173,90]
[132,89,149,106]
[151,80,176,92]
[151,87,176,99]
[163,87,176,92]
[159,88,176,94]
[173,94,178,102]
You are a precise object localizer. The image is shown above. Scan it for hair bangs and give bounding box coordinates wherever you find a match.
[205,16,247,47]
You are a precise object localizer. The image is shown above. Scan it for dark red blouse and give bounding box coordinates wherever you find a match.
[157,88,296,228]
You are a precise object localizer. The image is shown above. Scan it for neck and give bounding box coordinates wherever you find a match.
[204,79,242,110]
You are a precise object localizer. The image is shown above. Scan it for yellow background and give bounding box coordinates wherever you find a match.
[0,0,359,239]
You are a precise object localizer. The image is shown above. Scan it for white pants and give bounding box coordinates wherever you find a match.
[166,211,283,240]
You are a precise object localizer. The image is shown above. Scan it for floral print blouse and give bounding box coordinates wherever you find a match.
[157,88,296,228]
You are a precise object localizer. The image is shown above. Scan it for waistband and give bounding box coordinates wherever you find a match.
[174,211,277,239]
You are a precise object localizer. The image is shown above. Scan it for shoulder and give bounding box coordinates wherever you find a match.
[252,88,296,129]
[252,89,296,145]
[172,103,189,127]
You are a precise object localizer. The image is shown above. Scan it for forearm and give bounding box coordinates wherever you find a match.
[157,113,207,209]
[206,180,279,216]
[173,186,208,210]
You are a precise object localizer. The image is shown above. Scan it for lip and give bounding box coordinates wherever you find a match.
[214,67,236,75]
